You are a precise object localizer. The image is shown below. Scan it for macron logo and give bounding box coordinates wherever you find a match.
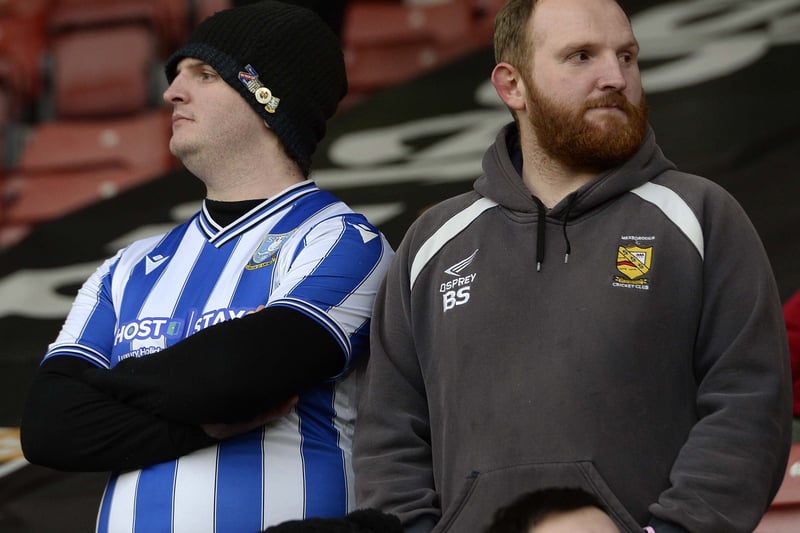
[351,223,378,244]
[145,254,169,275]
[444,249,478,277]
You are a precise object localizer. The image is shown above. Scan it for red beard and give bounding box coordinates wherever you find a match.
[526,81,649,172]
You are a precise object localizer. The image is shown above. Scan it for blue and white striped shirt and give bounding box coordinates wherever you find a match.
[44,181,394,533]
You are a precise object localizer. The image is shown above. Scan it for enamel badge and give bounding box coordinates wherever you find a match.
[238,64,280,114]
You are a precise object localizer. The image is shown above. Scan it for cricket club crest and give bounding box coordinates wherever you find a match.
[612,244,653,290]
[246,232,293,270]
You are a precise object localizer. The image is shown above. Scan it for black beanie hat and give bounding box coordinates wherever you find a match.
[164,0,347,175]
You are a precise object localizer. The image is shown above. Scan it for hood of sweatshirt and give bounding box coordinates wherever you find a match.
[474,122,677,269]
[474,122,677,218]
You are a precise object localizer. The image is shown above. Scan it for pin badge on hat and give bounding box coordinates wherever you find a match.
[238,64,280,114]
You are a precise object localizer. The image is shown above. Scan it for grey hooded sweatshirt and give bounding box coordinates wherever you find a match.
[353,123,791,533]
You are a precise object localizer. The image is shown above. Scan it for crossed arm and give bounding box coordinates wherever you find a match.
[21,306,343,472]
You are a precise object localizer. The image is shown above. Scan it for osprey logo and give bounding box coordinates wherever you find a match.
[440,249,479,312]
[145,254,169,275]
[444,249,478,276]
[613,244,653,290]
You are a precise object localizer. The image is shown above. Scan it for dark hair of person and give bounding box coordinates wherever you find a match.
[486,487,610,533]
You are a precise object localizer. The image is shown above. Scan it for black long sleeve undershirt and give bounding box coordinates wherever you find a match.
[21,355,217,472]
[84,305,345,424]
[21,306,344,472]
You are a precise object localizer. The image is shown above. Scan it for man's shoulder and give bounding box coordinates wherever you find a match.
[397,190,494,262]
[410,190,487,231]
[113,218,196,266]
[645,168,748,217]
[651,168,728,197]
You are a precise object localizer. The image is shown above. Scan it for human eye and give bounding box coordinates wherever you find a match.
[619,50,638,66]
[568,50,592,63]
[619,43,639,66]
[199,69,218,81]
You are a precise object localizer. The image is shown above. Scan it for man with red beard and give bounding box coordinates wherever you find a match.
[352,0,791,532]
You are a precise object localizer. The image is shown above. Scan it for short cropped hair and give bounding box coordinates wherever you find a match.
[493,0,540,69]
[492,0,629,75]
[486,487,611,533]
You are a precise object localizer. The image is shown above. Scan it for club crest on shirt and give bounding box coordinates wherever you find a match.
[613,243,653,291]
[246,231,293,270]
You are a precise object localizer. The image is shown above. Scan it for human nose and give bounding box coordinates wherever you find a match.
[162,75,185,105]
[596,54,628,92]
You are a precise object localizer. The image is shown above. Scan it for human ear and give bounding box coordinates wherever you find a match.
[491,62,527,111]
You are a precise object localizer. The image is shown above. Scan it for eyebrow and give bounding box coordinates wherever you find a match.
[557,39,640,54]
[176,58,212,73]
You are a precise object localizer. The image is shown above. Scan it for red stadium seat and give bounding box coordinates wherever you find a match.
[0,0,235,247]
[0,0,52,17]
[343,0,473,47]
[3,109,176,227]
[345,38,477,92]
[343,0,480,92]
[194,0,232,22]
[0,11,49,103]
[48,0,157,31]
[155,0,196,52]
[47,0,232,58]
[50,24,156,118]
[2,167,143,224]
[45,0,165,119]
[43,0,235,118]
[17,109,174,176]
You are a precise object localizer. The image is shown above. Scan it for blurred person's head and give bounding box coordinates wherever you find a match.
[486,487,621,533]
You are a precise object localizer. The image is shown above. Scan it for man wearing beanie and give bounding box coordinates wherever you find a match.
[20,2,394,532]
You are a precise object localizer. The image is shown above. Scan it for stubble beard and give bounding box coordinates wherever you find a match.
[168,133,195,161]
[168,134,211,181]
[525,79,649,172]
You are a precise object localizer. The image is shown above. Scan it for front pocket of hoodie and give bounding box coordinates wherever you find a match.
[432,460,643,533]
